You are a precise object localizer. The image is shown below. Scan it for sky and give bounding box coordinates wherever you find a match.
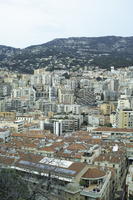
[0,0,132,48]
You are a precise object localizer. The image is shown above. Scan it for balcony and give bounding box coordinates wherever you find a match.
[81,183,101,198]
[80,171,111,198]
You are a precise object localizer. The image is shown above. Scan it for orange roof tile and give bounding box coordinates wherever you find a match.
[94,153,123,164]
[93,127,133,133]
[39,146,55,152]
[67,143,87,151]
[82,168,106,179]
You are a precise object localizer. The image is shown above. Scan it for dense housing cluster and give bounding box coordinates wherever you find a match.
[0,66,133,199]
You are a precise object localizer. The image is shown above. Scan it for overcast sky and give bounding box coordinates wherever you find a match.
[0,0,132,48]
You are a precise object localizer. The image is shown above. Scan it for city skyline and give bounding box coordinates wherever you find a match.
[0,0,133,48]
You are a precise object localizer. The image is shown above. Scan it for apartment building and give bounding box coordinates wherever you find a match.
[0,111,16,120]
[58,88,75,104]
[94,143,127,200]
[0,128,11,143]
[0,120,24,133]
[116,109,133,128]
[0,153,113,200]
[100,103,115,115]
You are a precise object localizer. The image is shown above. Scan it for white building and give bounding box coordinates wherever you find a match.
[88,115,99,126]
[58,88,74,104]
[12,87,36,102]
[117,95,130,110]
[53,121,62,136]
[0,128,10,142]
[64,104,80,115]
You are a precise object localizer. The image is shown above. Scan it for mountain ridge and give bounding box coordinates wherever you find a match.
[1,36,133,73]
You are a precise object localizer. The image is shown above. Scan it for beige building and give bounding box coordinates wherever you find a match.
[0,120,24,133]
[116,109,133,128]
[100,103,115,115]
[0,112,16,120]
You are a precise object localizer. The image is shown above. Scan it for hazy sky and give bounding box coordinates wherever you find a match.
[0,0,132,48]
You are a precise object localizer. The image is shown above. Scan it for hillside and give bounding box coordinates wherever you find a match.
[1,36,133,73]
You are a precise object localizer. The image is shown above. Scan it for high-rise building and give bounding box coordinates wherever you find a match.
[53,121,62,136]
[116,109,133,128]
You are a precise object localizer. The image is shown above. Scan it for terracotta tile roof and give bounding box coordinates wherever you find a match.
[56,151,83,160]
[18,153,43,163]
[94,153,123,164]
[74,131,90,136]
[86,138,102,145]
[23,143,37,148]
[126,143,133,148]
[77,135,92,141]
[68,162,87,174]
[12,133,25,137]
[52,142,65,148]
[82,168,106,179]
[67,143,87,151]
[12,133,46,139]
[63,137,76,143]
[72,153,83,159]
[39,146,55,152]
[56,152,72,159]
[0,156,15,165]
[93,127,133,133]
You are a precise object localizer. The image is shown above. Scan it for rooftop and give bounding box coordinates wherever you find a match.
[93,127,133,133]
[82,168,106,179]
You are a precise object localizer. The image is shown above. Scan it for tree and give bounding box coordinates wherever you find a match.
[62,72,70,79]
[101,93,104,101]
[0,169,29,200]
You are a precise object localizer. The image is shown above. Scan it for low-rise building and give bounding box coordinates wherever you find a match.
[94,143,127,200]
[0,112,16,120]
[116,109,133,129]
[0,153,113,200]
[100,103,115,115]
[0,120,24,133]
[92,127,133,141]
[0,128,10,143]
